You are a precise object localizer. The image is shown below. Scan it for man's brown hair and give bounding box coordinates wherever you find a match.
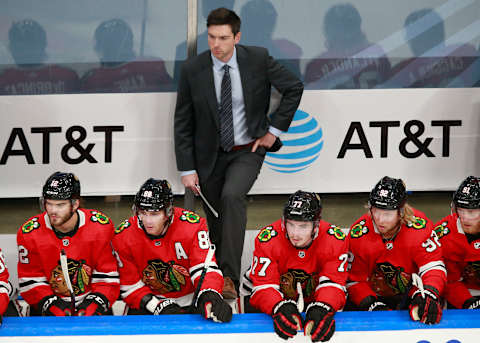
[207,7,241,35]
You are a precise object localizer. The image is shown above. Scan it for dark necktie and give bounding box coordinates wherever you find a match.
[219,64,234,152]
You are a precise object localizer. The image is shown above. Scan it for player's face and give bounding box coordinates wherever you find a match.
[208,24,241,62]
[285,219,314,248]
[138,209,168,236]
[370,207,401,238]
[45,199,77,228]
[457,208,480,234]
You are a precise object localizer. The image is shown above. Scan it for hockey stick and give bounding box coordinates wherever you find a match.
[60,249,76,316]
[296,281,304,313]
[188,244,216,314]
[410,273,424,321]
[195,185,219,218]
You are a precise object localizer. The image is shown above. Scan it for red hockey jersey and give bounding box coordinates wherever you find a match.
[0,64,80,95]
[0,249,13,315]
[17,209,119,309]
[348,208,446,309]
[434,213,480,308]
[243,219,349,315]
[111,207,223,309]
[80,59,173,93]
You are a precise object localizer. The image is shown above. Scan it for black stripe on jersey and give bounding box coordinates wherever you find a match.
[419,262,446,277]
[92,273,119,279]
[241,284,253,293]
[19,279,39,288]
[319,279,335,285]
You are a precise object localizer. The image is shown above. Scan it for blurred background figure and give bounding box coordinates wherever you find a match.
[81,18,173,93]
[239,0,302,78]
[173,0,235,84]
[388,8,478,88]
[0,19,80,95]
[304,3,391,89]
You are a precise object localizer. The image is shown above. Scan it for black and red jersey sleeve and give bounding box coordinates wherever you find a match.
[314,225,349,310]
[186,218,223,294]
[249,235,283,315]
[0,249,12,315]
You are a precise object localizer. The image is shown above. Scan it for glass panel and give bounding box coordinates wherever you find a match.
[0,0,187,95]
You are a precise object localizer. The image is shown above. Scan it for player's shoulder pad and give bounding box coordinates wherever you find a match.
[257,225,279,243]
[88,209,111,225]
[433,217,452,240]
[350,218,371,239]
[20,216,42,234]
[115,219,132,234]
[178,209,201,225]
[325,224,346,241]
[406,215,428,230]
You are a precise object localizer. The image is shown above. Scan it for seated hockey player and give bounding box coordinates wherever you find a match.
[112,178,232,322]
[347,176,446,324]
[434,176,480,309]
[17,172,119,316]
[239,191,349,342]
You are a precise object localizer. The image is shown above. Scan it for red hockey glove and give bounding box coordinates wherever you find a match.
[409,285,442,324]
[272,300,303,340]
[140,294,183,315]
[197,289,232,323]
[359,295,391,311]
[77,292,109,316]
[463,296,480,309]
[38,295,72,316]
[304,302,335,342]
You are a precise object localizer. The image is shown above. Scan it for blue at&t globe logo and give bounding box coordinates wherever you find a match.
[264,110,323,173]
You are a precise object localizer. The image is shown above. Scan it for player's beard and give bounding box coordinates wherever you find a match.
[48,209,75,228]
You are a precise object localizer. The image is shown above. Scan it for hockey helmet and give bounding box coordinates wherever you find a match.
[42,172,81,200]
[283,190,322,223]
[369,176,407,210]
[453,176,480,209]
[134,178,173,213]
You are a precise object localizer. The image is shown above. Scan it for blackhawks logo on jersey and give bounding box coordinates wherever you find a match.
[369,262,411,298]
[280,269,318,304]
[115,220,131,234]
[21,217,41,233]
[350,220,369,238]
[142,259,190,293]
[433,221,450,239]
[462,261,480,288]
[90,210,110,225]
[49,258,92,297]
[407,216,427,230]
[257,226,277,243]
[327,225,346,240]
[180,210,200,224]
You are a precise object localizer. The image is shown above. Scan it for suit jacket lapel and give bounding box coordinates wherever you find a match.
[198,52,220,129]
[236,45,252,117]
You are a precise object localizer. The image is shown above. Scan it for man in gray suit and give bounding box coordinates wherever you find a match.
[174,7,303,299]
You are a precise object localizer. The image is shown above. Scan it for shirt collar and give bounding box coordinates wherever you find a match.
[211,47,238,71]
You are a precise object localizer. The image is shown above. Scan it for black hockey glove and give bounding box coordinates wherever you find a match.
[197,289,232,322]
[304,302,336,342]
[462,296,480,309]
[141,294,183,315]
[77,292,109,316]
[38,295,72,316]
[272,300,303,340]
[359,295,391,311]
[409,285,442,324]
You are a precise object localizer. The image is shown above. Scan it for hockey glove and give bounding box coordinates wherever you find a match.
[77,292,109,316]
[409,285,442,324]
[140,294,183,315]
[38,295,72,316]
[197,289,232,323]
[462,296,480,309]
[304,302,335,342]
[272,300,303,340]
[359,295,391,311]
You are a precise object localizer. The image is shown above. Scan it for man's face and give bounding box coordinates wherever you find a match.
[45,199,77,227]
[138,209,168,236]
[370,207,400,238]
[286,219,314,248]
[207,24,241,62]
[457,208,480,234]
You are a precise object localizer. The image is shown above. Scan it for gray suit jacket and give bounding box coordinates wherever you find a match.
[174,44,303,181]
